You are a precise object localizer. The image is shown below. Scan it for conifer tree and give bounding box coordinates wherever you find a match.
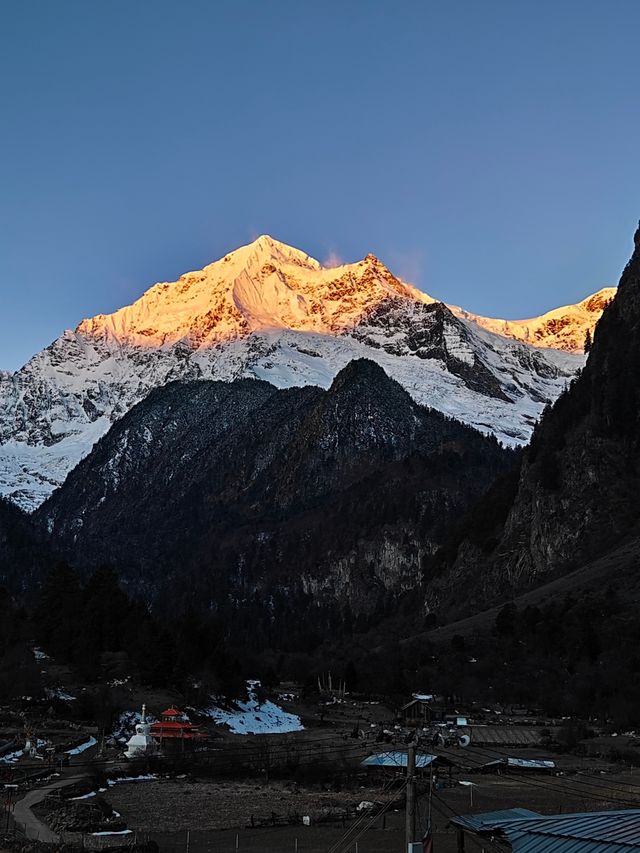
[35,562,82,660]
[584,328,592,353]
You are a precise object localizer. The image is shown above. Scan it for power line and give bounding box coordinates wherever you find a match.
[429,792,504,853]
[48,734,640,808]
[326,777,403,853]
[328,779,408,853]
[461,741,640,801]
[24,732,640,811]
[51,734,370,771]
[447,743,640,809]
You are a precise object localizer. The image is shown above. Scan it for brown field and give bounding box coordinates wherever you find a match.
[104,769,640,853]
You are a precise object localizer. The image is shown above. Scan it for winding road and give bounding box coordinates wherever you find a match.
[13,774,86,842]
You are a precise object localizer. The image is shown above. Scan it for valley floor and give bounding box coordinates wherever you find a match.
[101,770,640,853]
[6,679,640,853]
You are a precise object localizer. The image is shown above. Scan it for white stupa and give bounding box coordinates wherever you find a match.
[124,705,157,759]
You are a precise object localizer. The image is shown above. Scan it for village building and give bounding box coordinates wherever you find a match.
[361,750,457,785]
[400,694,447,726]
[149,707,206,752]
[479,756,556,774]
[124,705,158,759]
[450,807,640,852]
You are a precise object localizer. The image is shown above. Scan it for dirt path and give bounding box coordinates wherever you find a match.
[13,774,86,842]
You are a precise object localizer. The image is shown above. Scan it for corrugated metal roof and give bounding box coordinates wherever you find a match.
[454,809,640,852]
[505,810,640,852]
[361,751,436,769]
[469,725,545,746]
[451,808,540,832]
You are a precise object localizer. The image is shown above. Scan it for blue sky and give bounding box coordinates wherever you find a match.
[1,0,638,370]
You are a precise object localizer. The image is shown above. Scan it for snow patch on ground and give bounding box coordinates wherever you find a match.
[107,774,158,786]
[91,830,133,836]
[203,680,304,735]
[45,687,76,701]
[65,736,97,755]
[108,710,155,746]
[0,749,23,764]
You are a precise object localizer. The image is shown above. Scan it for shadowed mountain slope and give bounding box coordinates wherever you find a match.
[426,222,640,616]
[37,360,512,644]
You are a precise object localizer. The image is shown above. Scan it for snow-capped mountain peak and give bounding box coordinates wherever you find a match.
[0,235,611,510]
[75,236,432,349]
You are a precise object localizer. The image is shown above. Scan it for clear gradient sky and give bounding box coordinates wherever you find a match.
[1,0,638,371]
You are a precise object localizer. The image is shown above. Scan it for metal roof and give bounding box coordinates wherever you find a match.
[507,757,556,770]
[451,808,540,833]
[453,809,640,853]
[361,751,436,769]
[505,810,640,853]
[479,757,556,770]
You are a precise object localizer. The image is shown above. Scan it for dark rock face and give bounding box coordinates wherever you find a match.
[36,360,511,638]
[352,298,510,400]
[428,223,640,616]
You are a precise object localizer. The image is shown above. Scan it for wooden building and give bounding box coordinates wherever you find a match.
[401,694,447,726]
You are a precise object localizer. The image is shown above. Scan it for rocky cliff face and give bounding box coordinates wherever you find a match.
[36,360,512,630]
[428,223,640,616]
[0,236,584,510]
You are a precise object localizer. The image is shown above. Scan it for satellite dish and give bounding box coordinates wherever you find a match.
[458,734,471,748]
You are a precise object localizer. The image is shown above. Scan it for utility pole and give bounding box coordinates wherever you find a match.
[405,744,416,851]
[4,785,18,834]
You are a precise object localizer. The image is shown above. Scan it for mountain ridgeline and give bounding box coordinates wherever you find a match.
[428,223,640,616]
[0,235,587,511]
[36,360,512,648]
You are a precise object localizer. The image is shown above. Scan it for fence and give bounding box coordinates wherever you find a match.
[11,816,402,853]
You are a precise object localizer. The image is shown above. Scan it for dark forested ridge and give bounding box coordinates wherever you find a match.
[32,562,243,694]
[426,223,640,617]
[35,359,511,647]
[0,496,51,593]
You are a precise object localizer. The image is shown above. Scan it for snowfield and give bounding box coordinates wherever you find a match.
[204,681,304,735]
